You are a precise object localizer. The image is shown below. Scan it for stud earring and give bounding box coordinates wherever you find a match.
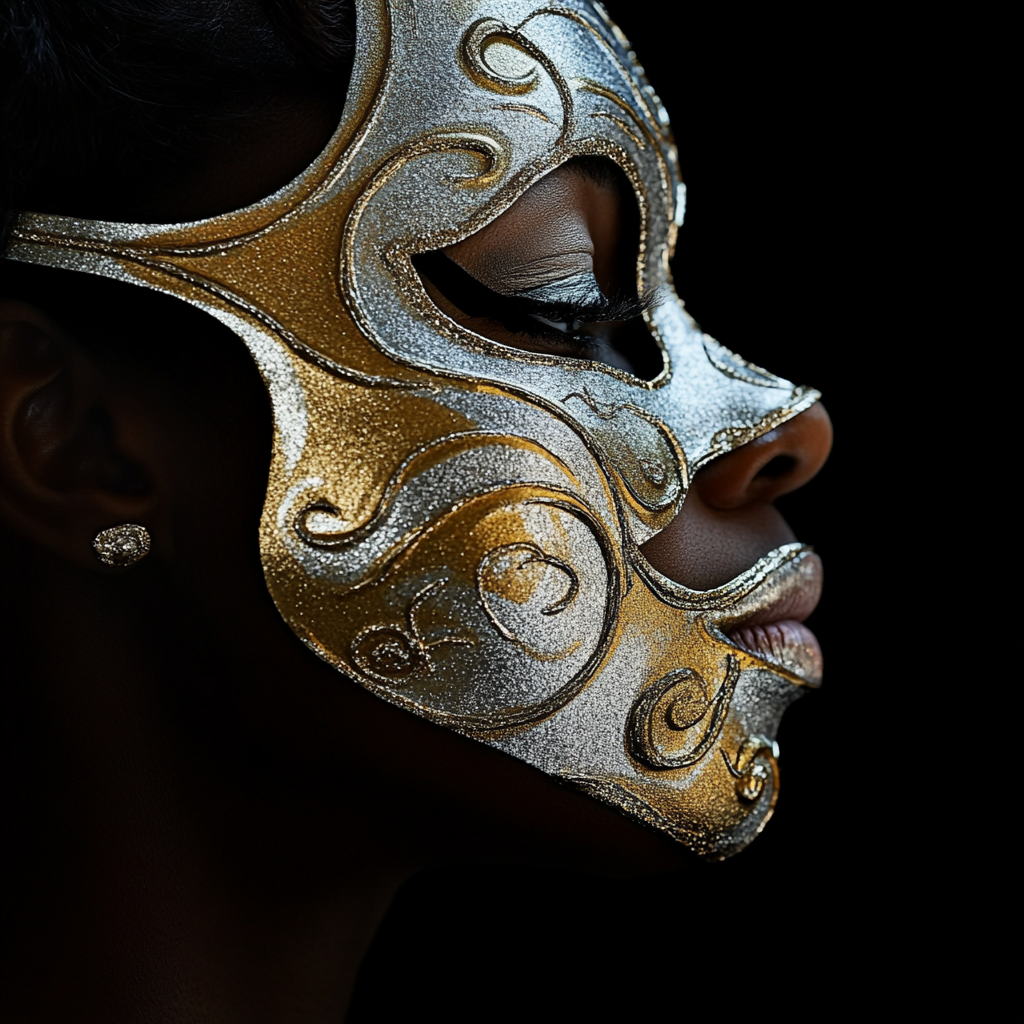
[92,524,151,567]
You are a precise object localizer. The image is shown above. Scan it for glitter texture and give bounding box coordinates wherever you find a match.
[92,524,151,567]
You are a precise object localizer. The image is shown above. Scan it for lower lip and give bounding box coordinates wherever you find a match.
[726,619,823,686]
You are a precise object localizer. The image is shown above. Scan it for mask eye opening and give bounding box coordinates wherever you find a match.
[412,247,664,380]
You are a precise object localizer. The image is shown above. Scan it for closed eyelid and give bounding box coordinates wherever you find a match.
[446,246,595,298]
[412,248,661,378]
[414,250,653,328]
[415,250,584,323]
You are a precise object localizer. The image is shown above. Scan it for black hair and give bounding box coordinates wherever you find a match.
[0,0,355,248]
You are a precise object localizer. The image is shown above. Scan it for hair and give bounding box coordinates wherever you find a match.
[0,0,356,248]
[0,0,357,379]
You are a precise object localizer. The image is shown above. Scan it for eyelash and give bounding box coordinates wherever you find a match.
[412,250,655,356]
[520,292,659,352]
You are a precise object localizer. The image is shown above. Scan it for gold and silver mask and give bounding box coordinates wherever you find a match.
[7,0,822,857]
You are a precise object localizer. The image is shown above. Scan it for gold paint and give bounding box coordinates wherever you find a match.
[461,19,542,95]
[588,111,646,149]
[493,103,554,123]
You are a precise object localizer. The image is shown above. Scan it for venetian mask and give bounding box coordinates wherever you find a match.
[6,0,822,857]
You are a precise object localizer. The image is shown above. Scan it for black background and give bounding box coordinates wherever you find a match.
[348,5,1001,1019]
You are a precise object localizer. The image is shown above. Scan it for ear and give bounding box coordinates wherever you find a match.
[0,299,159,569]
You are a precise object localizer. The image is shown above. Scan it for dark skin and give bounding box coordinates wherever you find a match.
[0,92,831,1022]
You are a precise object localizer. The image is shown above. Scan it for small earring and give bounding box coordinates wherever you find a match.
[92,524,151,567]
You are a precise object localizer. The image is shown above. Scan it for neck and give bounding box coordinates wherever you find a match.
[1,550,409,1023]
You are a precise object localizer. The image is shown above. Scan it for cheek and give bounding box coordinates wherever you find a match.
[147,323,273,583]
[640,488,798,591]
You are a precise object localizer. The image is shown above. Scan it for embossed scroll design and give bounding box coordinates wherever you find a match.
[293,462,624,732]
[437,494,617,731]
[519,4,677,217]
[458,6,676,217]
[722,734,779,804]
[291,432,579,565]
[627,656,740,771]
[460,16,575,145]
[350,578,475,686]
[477,542,579,622]
[475,541,582,661]
[562,385,686,512]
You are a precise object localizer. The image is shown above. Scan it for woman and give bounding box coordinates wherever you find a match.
[0,0,831,1019]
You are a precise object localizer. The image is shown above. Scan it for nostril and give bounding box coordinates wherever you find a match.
[756,455,797,479]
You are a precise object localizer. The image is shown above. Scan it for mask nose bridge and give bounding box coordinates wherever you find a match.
[641,298,822,487]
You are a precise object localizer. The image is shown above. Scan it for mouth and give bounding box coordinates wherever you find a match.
[722,552,824,687]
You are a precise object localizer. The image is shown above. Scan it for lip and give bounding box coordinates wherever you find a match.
[721,552,824,687]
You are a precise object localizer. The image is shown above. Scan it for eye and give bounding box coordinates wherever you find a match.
[413,249,661,375]
[412,250,601,355]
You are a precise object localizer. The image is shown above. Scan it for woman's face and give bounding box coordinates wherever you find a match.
[7,0,831,861]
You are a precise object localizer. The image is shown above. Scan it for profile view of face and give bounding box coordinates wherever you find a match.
[6,0,831,862]
[0,1,840,1017]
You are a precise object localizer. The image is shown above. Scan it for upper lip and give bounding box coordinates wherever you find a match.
[724,552,819,630]
[718,551,823,632]
[707,549,824,686]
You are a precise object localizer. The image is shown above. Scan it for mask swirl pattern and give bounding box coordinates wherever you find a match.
[6,0,822,857]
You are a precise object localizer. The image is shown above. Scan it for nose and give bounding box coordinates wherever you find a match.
[639,403,833,590]
[691,402,833,510]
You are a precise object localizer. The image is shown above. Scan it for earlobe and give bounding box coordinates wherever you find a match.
[0,300,156,569]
